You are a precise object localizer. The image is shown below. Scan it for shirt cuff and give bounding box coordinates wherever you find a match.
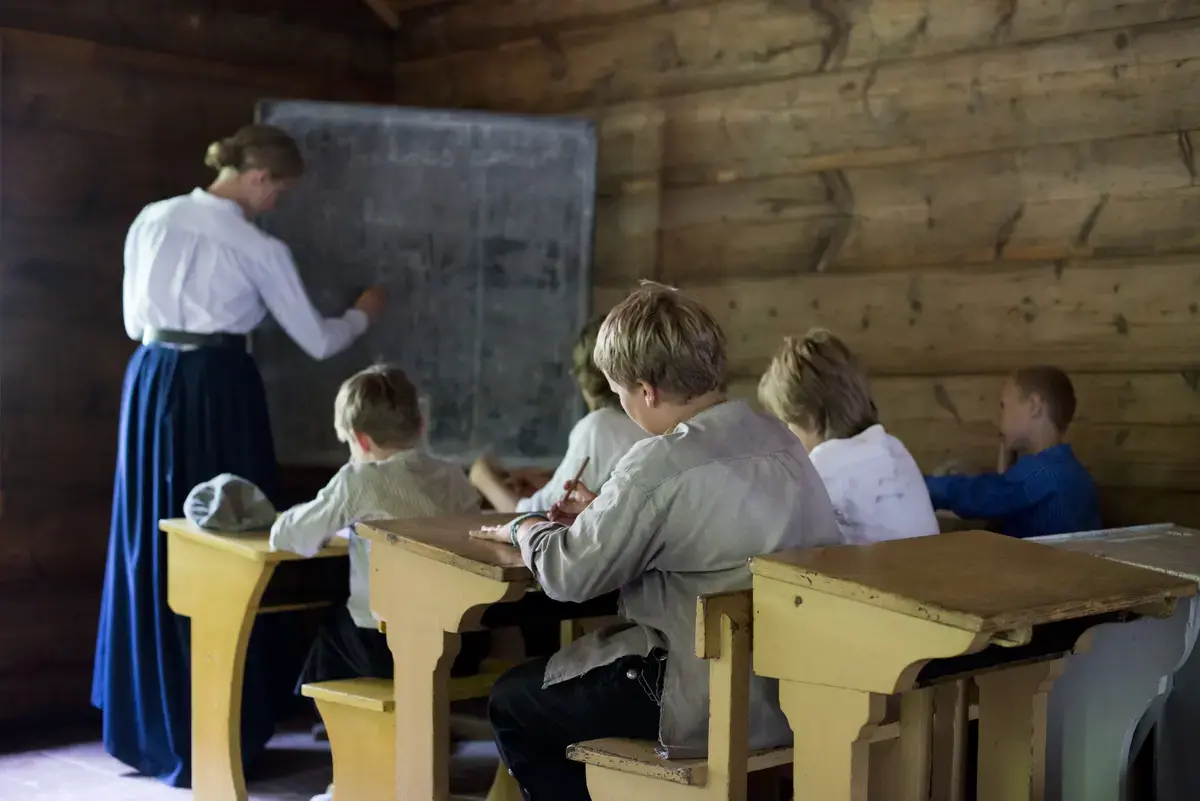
[343,308,370,337]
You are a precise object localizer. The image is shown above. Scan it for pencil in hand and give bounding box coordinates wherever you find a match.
[562,456,591,503]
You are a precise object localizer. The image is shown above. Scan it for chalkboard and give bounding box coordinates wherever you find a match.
[252,100,596,467]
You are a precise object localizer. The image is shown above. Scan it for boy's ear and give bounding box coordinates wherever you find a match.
[1026,391,1046,419]
[639,381,660,409]
[354,431,375,452]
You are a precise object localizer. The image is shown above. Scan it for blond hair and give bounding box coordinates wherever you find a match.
[334,364,421,448]
[205,124,304,180]
[572,315,620,410]
[1012,366,1077,432]
[594,282,726,400]
[758,329,878,440]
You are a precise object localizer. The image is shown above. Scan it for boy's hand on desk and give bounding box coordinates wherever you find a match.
[468,524,512,543]
[548,482,596,527]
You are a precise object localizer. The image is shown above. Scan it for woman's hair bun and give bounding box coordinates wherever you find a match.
[204,138,239,171]
[203,125,302,178]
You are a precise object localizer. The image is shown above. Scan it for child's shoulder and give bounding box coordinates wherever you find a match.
[612,401,797,490]
[572,406,645,443]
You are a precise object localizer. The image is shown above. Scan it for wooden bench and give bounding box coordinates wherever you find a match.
[302,659,521,801]
[566,591,792,801]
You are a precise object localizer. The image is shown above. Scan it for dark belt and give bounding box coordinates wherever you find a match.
[143,328,248,351]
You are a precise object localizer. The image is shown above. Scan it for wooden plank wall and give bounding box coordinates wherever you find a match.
[394,0,1200,529]
[0,0,394,726]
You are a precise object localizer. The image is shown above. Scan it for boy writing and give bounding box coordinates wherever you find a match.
[758,329,939,544]
[270,363,482,688]
[924,366,1101,538]
[471,283,842,801]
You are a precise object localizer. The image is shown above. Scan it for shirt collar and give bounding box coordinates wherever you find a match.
[190,187,246,220]
[807,423,885,461]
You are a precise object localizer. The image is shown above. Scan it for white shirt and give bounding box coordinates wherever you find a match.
[807,424,939,545]
[515,406,648,513]
[123,188,368,360]
[269,450,480,627]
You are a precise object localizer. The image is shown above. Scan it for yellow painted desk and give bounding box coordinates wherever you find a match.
[162,518,349,801]
[357,514,537,801]
[750,529,1196,801]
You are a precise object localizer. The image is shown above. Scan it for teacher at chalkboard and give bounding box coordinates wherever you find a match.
[91,124,387,787]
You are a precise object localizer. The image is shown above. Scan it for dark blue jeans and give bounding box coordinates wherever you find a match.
[488,653,665,801]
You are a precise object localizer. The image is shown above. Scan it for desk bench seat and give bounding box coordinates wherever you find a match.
[303,662,521,801]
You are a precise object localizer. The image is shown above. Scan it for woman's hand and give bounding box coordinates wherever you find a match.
[354,285,388,322]
[548,481,597,526]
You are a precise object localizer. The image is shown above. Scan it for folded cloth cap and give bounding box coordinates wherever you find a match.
[184,473,277,532]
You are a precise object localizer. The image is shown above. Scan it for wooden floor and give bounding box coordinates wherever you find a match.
[0,724,503,801]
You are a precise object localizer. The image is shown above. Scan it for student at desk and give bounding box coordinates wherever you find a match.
[757,329,938,544]
[924,366,1101,538]
[270,364,483,688]
[91,124,387,787]
[469,315,647,513]
[472,283,842,801]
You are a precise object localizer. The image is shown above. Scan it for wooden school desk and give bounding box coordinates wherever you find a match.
[1033,524,1200,801]
[357,514,613,801]
[749,530,1196,801]
[162,518,349,801]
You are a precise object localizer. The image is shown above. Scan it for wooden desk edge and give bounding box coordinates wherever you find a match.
[356,521,534,585]
[160,518,349,563]
[751,557,1197,633]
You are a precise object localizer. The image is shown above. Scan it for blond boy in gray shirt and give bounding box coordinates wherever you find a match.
[270,364,481,690]
[472,283,842,801]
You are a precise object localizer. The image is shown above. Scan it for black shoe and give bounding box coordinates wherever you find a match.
[311,722,328,741]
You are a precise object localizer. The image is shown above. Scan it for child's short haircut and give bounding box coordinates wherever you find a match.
[594,282,726,400]
[334,363,421,448]
[571,316,620,410]
[758,329,879,440]
[1012,366,1077,432]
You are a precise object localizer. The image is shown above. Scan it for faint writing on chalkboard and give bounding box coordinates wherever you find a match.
[252,100,597,469]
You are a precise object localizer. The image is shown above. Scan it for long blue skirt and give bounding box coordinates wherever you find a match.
[91,344,286,787]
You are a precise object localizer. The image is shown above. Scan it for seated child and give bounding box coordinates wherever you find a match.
[924,366,1101,538]
[471,283,842,801]
[758,328,939,544]
[470,315,647,512]
[270,363,483,688]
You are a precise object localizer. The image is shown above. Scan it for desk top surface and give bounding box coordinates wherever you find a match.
[160,518,348,563]
[356,513,532,584]
[1035,524,1200,583]
[752,529,1197,633]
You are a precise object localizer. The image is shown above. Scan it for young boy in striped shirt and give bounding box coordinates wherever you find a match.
[270,364,482,688]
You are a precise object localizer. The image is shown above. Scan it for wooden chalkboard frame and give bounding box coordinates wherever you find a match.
[251,98,596,469]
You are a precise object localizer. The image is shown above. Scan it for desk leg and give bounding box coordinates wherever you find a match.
[168,537,274,801]
[780,680,888,801]
[387,619,460,801]
[370,547,522,801]
[1043,603,1194,801]
[930,680,969,801]
[1157,598,1200,801]
[976,660,1064,801]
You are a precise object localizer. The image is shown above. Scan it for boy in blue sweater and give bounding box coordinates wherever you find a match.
[925,366,1101,538]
